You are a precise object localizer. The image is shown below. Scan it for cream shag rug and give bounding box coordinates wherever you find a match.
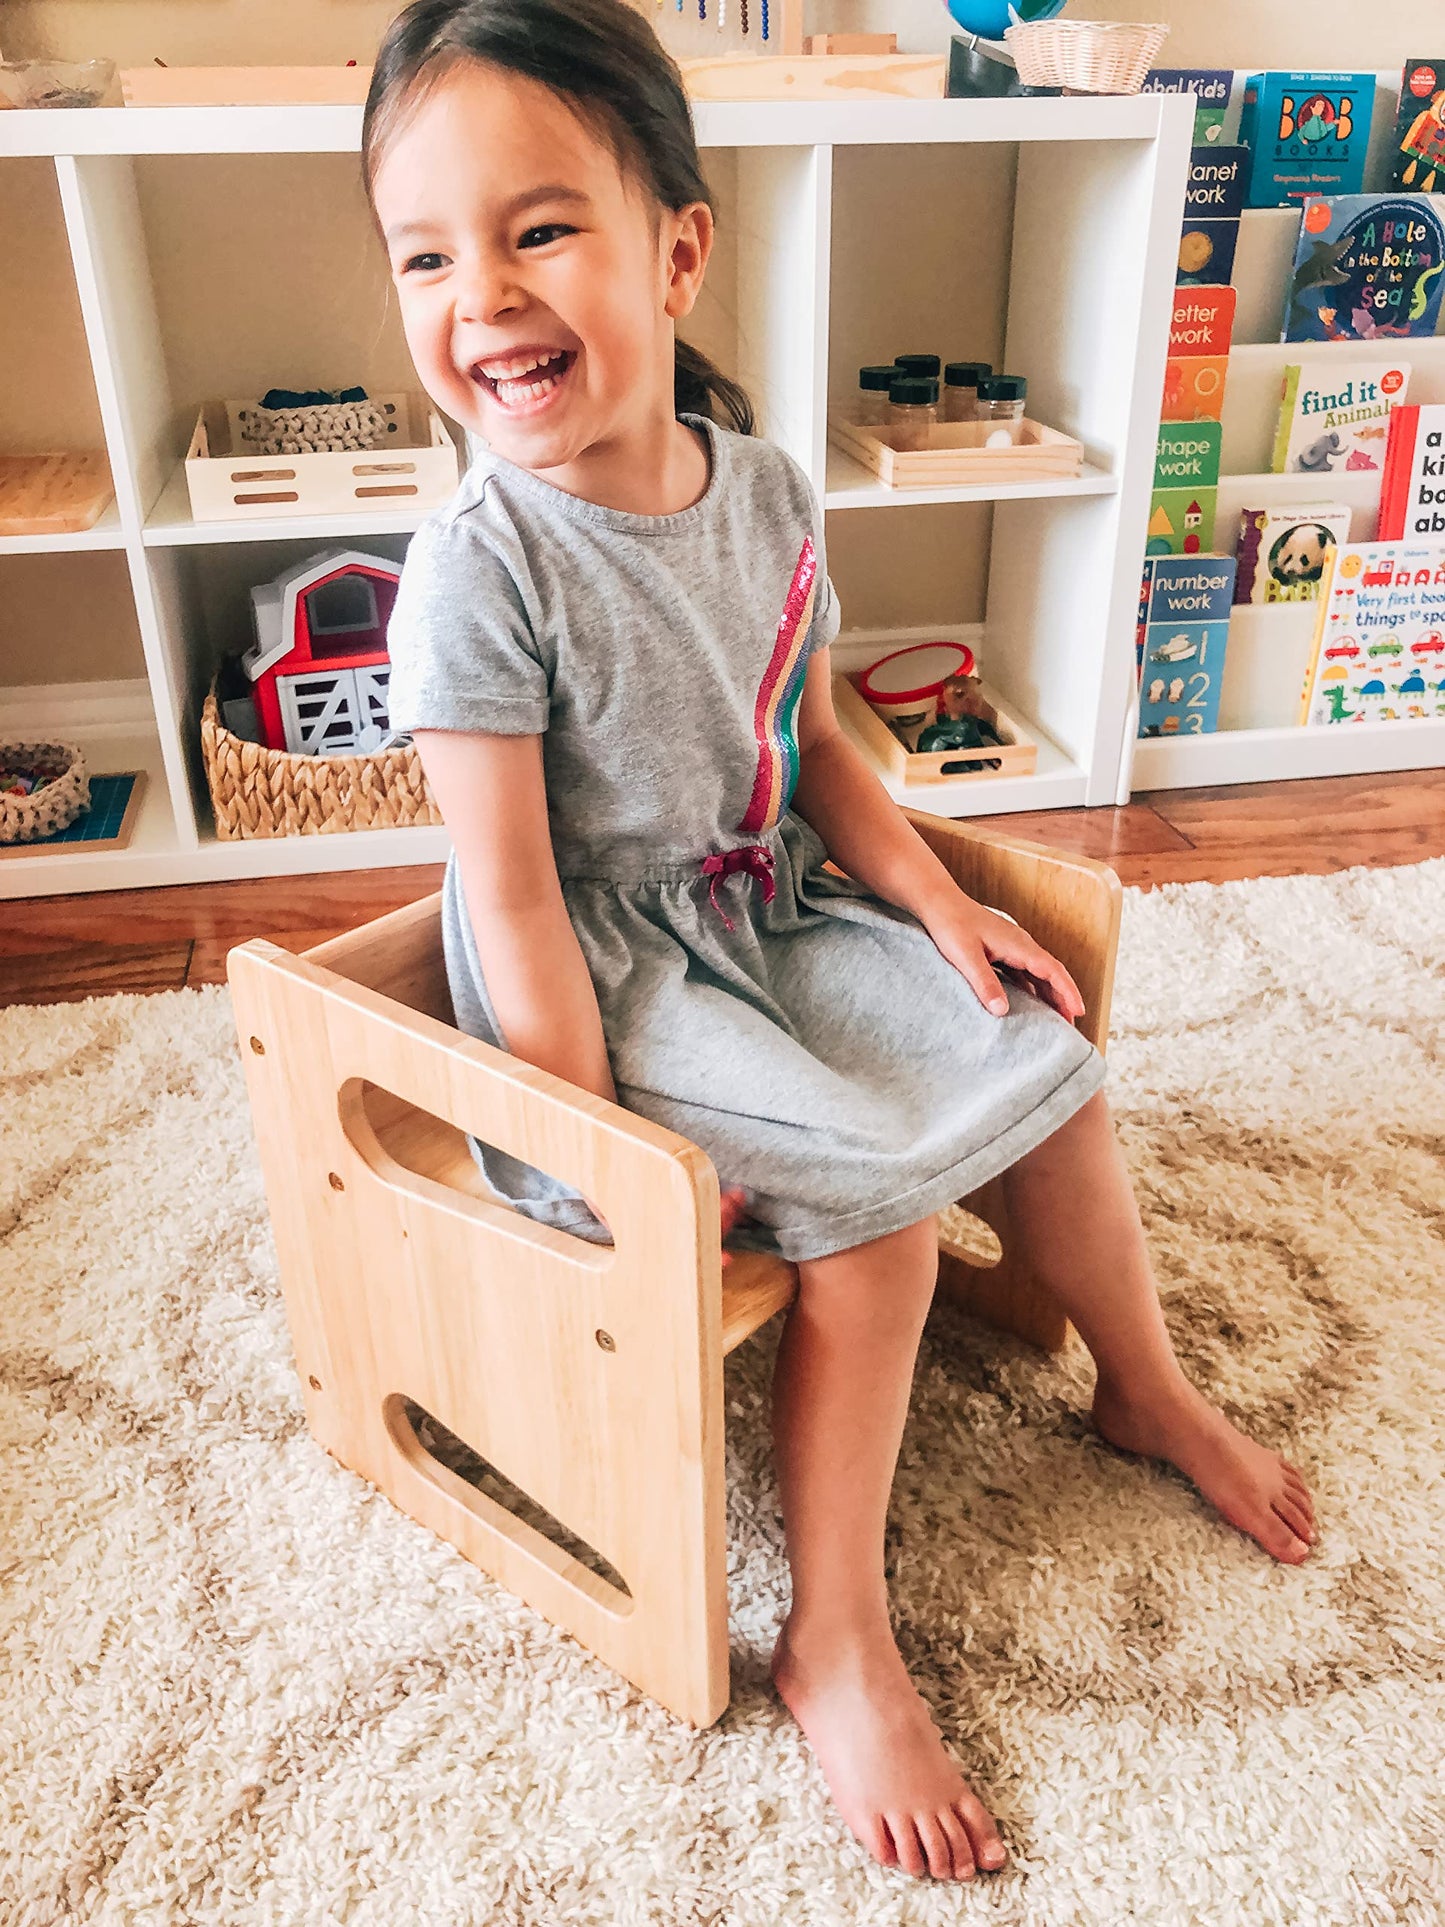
[3,860,1444,1927]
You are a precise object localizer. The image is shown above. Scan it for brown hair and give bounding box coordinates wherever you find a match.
[362,0,754,435]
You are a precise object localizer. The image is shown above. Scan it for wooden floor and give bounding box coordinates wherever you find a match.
[2,769,1443,1008]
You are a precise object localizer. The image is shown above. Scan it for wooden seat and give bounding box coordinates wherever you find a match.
[228,808,1120,1727]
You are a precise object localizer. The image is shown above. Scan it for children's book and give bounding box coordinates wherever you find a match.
[1380,404,1445,540]
[1301,540,1445,724]
[1177,146,1248,286]
[1136,555,1236,738]
[1232,505,1352,604]
[1162,287,1236,421]
[1270,360,1409,476]
[1147,421,1222,555]
[1389,58,1445,191]
[1284,194,1445,342]
[1238,72,1376,207]
[1140,68,1232,144]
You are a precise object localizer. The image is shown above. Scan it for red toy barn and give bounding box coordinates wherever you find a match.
[243,548,402,755]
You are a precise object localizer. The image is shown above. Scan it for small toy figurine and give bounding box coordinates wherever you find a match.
[916,671,1004,770]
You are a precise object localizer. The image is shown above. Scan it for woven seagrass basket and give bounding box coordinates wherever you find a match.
[200,680,441,840]
[0,740,89,845]
[1004,19,1168,93]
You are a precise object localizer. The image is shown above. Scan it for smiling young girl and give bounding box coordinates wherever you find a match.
[365,0,1317,1883]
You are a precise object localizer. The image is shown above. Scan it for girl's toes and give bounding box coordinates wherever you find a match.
[1260,1508,1311,1563]
[939,1805,976,1880]
[916,1811,965,1881]
[957,1792,1009,1869]
[859,1811,896,1869]
[886,1813,928,1879]
[1273,1493,1316,1547]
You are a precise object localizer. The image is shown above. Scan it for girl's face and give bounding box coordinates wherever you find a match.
[372,61,712,475]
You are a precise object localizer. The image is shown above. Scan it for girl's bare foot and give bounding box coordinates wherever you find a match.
[1092,1373,1317,1564]
[770,1615,1009,1881]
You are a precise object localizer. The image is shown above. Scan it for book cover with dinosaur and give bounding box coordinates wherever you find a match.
[1389,58,1445,191]
[1285,194,1445,342]
[1301,540,1445,724]
[1271,360,1410,474]
[1238,71,1375,207]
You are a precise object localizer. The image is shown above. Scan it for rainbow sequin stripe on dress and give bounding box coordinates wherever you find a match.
[737,537,818,835]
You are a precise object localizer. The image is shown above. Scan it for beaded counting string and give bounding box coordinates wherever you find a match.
[659,0,763,35]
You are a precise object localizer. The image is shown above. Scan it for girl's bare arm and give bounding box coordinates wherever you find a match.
[411,728,618,1105]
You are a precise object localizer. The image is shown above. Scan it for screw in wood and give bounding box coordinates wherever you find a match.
[249,1036,266,1055]
[328,1171,345,1192]
[595,1329,616,1352]
[308,1375,323,1391]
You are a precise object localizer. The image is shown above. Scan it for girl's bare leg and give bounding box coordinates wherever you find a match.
[768,1215,1008,1883]
[1002,1089,1317,1563]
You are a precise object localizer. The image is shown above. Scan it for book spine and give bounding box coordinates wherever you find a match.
[1238,74,1260,154]
[1271,366,1300,474]
[1378,405,1419,543]
[1299,540,1339,724]
[1233,509,1263,603]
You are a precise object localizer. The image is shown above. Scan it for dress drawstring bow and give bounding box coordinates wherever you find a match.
[698,844,776,931]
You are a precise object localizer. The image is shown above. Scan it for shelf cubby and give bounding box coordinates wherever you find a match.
[1,94,1192,895]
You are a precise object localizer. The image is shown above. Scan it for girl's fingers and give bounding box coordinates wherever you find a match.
[992,935,1083,1020]
[953,946,1008,1017]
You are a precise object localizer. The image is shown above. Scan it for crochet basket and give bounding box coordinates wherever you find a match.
[1004,19,1169,94]
[200,682,441,840]
[0,740,89,844]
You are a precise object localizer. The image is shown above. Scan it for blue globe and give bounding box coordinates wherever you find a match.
[945,0,1066,39]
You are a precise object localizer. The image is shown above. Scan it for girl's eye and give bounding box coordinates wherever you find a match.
[401,252,446,274]
[518,224,575,249]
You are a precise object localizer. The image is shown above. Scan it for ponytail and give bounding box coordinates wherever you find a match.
[675,338,755,436]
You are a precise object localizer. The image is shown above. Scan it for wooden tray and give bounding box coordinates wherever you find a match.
[184,393,460,523]
[834,672,1038,786]
[828,415,1085,489]
[0,453,113,535]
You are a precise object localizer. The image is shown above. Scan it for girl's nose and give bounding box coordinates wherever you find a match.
[453,252,525,326]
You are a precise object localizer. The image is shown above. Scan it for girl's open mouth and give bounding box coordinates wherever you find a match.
[469,348,576,414]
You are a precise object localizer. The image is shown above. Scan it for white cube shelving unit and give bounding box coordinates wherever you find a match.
[0,94,1191,899]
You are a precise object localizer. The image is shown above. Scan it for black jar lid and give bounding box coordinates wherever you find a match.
[859,364,898,391]
[944,361,992,387]
[976,374,1027,401]
[889,375,940,405]
[894,353,942,377]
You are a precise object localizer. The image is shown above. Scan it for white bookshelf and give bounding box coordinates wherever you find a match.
[1130,68,1445,795]
[1,94,1191,898]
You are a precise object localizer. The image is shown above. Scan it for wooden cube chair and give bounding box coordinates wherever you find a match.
[227,810,1121,1728]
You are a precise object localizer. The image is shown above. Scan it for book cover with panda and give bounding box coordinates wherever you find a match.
[1233,506,1353,604]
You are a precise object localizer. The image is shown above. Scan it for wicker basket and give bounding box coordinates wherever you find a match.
[0,740,89,844]
[1004,19,1169,94]
[200,684,441,840]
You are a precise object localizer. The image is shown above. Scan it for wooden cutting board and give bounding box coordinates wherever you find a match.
[0,454,114,535]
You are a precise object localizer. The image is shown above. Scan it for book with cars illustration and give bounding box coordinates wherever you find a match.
[1301,540,1445,725]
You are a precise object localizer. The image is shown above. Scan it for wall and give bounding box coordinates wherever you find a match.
[0,0,1437,70]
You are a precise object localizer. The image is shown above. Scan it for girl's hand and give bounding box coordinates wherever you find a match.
[921,893,1085,1024]
[719,1185,750,1268]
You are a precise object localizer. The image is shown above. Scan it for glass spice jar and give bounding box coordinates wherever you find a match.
[974,374,1028,445]
[942,361,992,423]
[887,375,940,450]
[894,353,942,379]
[855,364,898,427]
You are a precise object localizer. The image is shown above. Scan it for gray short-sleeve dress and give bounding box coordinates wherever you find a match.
[385,415,1104,1262]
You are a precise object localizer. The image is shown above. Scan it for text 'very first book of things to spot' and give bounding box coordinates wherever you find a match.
[1271,361,1410,476]
[1302,542,1445,725]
